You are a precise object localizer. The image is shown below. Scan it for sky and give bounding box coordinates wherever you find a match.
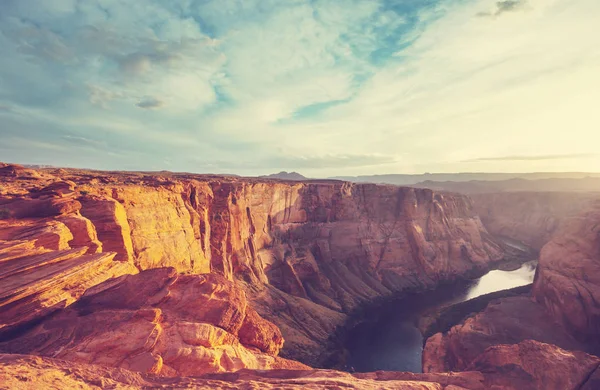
[0,0,599,177]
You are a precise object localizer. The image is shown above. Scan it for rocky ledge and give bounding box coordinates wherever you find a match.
[422,203,600,376]
[2,340,599,390]
[1,163,600,389]
[0,163,505,365]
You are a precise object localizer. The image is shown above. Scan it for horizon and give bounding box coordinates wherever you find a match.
[1,0,599,176]
[5,160,600,179]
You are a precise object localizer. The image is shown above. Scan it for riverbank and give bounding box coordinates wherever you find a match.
[320,256,537,372]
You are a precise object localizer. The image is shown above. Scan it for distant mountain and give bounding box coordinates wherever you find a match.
[22,164,57,169]
[331,172,600,186]
[412,177,600,194]
[260,171,307,181]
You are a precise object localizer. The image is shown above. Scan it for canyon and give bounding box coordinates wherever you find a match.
[1,162,599,389]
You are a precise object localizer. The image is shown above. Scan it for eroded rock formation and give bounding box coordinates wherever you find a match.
[422,296,587,372]
[0,164,504,364]
[3,163,600,389]
[471,192,600,250]
[423,201,600,375]
[0,268,303,376]
[532,209,600,344]
[2,340,598,390]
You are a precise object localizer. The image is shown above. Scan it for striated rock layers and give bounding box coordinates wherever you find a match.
[0,268,303,376]
[471,192,600,250]
[0,165,504,364]
[2,164,600,389]
[423,204,600,374]
[2,340,599,390]
[532,209,600,344]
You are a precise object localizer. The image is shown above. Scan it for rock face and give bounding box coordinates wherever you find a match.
[471,192,599,250]
[466,340,600,390]
[422,296,587,373]
[532,209,600,344]
[2,164,600,389]
[0,166,504,364]
[0,268,303,376]
[2,341,599,390]
[0,220,137,336]
[423,203,600,375]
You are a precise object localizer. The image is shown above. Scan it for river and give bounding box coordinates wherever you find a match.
[344,261,537,373]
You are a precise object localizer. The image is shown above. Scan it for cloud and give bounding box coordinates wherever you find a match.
[136,97,165,110]
[495,0,527,15]
[462,153,598,162]
[477,0,528,17]
[0,0,599,176]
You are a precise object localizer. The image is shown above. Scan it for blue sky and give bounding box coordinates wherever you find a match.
[0,0,599,176]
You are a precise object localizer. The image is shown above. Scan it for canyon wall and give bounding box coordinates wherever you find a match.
[423,198,600,373]
[532,209,600,344]
[2,340,599,390]
[3,163,600,389]
[0,165,504,364]
[471,192,600,250]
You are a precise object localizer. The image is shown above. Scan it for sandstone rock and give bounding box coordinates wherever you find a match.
[467,340,600,390]
[57,214,102,253]
[532,209,600,345]
[472,192,600,250]
[422,295,587,372]
[0,242,136,334]
[2,342,599,389]
[79,196,134,262]
[238,306,284,355]
[0,164,42,179]
[0,354,446,389]
[110,186,210,273]
[0,268,296,376]
[0,219,73,250]
[0,197,81,219]
[34,180,76,197]
[0,167,507,365]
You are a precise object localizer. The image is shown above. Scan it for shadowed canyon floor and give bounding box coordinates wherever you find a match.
[1,163,599,389]
[342,261,537,373]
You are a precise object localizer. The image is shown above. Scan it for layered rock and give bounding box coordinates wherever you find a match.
[0,267,303,376]
[532,209,600,344]
[0,219,137,336]
[2,340,598,390]
[423,204,600,375]
[0,166,505,364]
[472,192,600,250]
[465,340,600,390]
[422,296,587,372]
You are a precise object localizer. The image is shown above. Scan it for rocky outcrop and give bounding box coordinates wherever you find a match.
[0,166,505,364]
[0,220,137,336]
[532,209,600,345]
[78,196,134,262]
[472,192,600,250]
[423,204,600,374]
[2,341,599,390]
[466,340,600,390]
[0,268,303,376]
[422,296,587,372]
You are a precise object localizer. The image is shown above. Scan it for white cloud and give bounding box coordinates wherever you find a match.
[0,0,599,175]
[273,0,600,174]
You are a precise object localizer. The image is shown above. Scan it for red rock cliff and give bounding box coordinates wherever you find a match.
[532,208,600,344]
[423,203,600,374]
[0,166,503,364]
[471,192,600,250]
